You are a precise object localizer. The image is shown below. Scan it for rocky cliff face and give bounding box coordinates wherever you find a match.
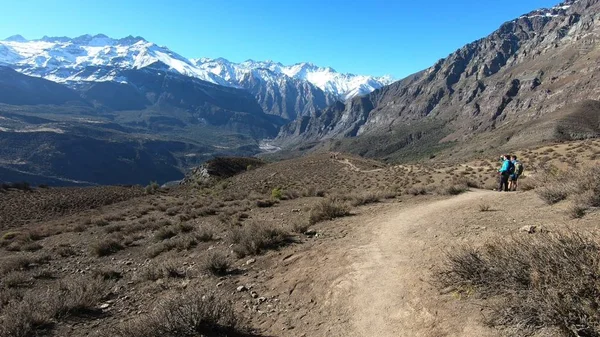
[238,69,338,120]
[277,0,600,150]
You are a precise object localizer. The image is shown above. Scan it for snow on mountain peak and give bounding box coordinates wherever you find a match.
[518,0,578,19]
[0,34,394,100]
[193,57,394,100]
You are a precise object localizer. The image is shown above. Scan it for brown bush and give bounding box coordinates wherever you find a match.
[146,241,177,258]
[92,236,124,257]
[0,254,50,276]
[349,192,382,207]
[195,225,216,242]
[406,187,428,196]
[308,199,350,225]
[112,291,247,337]
[0,276,108,337]
[537,184,569,204]
[436,232,600,336]
[230,222,290,257]
[536,166,600,214]
[202,250,230,276]
[154,226,178,241]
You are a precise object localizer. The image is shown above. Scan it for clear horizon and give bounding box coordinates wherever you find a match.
[1,0,561,79]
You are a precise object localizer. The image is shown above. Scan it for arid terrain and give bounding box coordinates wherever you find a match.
[0,138,599,337]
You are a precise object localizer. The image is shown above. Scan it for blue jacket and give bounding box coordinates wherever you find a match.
[499,159,510,173]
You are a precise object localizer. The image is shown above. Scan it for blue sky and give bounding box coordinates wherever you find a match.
[1,0,560,79]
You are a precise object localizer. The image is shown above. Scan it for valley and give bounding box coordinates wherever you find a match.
[0,139,599,337]
[1,0,600,336]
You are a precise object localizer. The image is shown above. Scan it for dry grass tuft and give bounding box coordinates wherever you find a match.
[92,236,124,257]
[436,232,600,336]
[348,192,383,207]
[230,222,290,257]
[0,276,108,337]
[112,291,248,337]
[478,203,491,212]
[202,250,230,276]
[308,198,350,225]
[536,166,600,215]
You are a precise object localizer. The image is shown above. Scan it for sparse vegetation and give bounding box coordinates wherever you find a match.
[535,165,600,216]
[145,181,160,195]
[154,226,178,241]
[112,291,247,337]
[349,192,382,207]
[436,232,600,336]
[478,203,491,212]
[92,236,124,257]
[308,198,350,225]
[202,250,230,275]
[271,188,283,200]
[230,222,290,257]
[0,276,108,337]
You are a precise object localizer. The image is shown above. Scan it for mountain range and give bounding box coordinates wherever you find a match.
[0,35,392,120]
[0,34,392,185]
[275,0,600,161]
[1,0,599,186]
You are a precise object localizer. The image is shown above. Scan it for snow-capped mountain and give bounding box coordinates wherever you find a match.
[0,34,393,103]
[193,58,394,101]
[518,0,578,19]
[0,34,229,86]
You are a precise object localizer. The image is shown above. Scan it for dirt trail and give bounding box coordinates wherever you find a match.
[264,190,509,336]
[339,190,499,337]
[338,158,385,173]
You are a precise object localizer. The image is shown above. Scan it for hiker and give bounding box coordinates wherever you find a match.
[509,155,524,191]
[497,155,513,192]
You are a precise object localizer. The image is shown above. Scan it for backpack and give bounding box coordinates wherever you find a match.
[514,161,524,175]
[508,160,515,174]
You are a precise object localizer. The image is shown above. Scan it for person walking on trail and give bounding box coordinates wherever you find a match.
[498,155,513,192]
[509,155,524,191]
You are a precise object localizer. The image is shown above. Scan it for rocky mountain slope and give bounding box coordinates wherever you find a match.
[277,0,600,159]
[0,35,391,119]
[0,66,282,185]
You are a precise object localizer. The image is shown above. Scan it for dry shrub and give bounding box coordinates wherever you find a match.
[308,198,350,225]
[281,189,300,200]
[302,187,326,197]
[3,271,32,288]
[195,225,216,242]
[290,220,310,234]
[537,184,570,204]
[0,254,50,276]
[0,276,108,337]
[112,291,247,337]
[165,207,180,216]
[155,226,178,241]
[92,217,109,227]
[178,222,196,233]
[142,261,188,281]
[349,192,382,207]
[202,250,230,276]
[230,222,290,257]
[406,187,428,196]
[147,241,177,258]
[436,232,600,336]
[440,184,469,196]
[195,207,218,217]
[536,166,600,213]
[478,203,491,212]
[92,236,124,257]
[93,268,122,280]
